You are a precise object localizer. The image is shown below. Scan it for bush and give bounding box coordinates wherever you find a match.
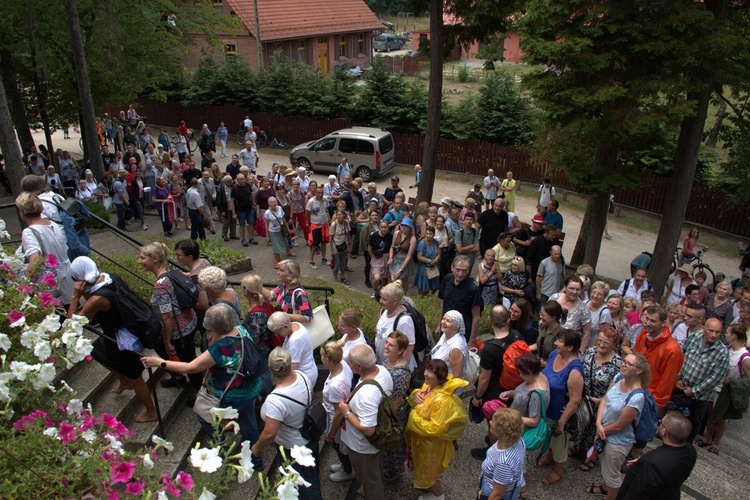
[198,239,244,269]
[83,200,110,229]
[457,64,471,83]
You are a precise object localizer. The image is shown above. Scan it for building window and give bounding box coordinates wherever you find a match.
[213,0,223,3]
[357,34,365,55]
[297,40,307,64]
[225,43,237,62]
[339,35,347,59]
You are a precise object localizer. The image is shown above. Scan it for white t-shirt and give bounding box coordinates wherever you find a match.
[431,333,468,377]
[264,206,285,233]
[238,148,259,172]
[305,197,328,225]
[18,224,73,305]
[341,330,368,364]
[538,185,555,206]
[322,362,353,431]
[340,365,394,454]
[283,324,318,387]
[374,309,416,370]
[261,371,313,448]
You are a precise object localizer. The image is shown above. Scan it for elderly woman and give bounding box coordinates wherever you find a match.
[264,196,293,268]
[406,359,469,500]
[493,355,549,499]
[491,232,516,275]
[67,257,157,423]
[588,353,650,498]
[538,329,584,485]
[606,294,630,350]
[336,308,368,365]
[573,324,622,465]
[477,408,527,500]
[262,259,312,324]
[374,282,416,369]
[501,256,530,306]
[142,304,262,443]
[320,342,354,483]
[267,312,317,387]
[15,192,74,304]
[549,276,593,349]
[705,281,735,335]
[138,242,200,389]
[477,249,500,307]
[586,281,613,349]
[252,347,323,499]
[198,266,241,321]
[431,311,469,381]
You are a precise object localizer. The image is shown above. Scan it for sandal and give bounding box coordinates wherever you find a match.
[586,483,607,496]
[694,438,713,448]
[536,451,553,468]
[519,486,529,499]
[340,277,350,285]
[542,469,565,485]
[580,460,598,472]
[708,446,720,455]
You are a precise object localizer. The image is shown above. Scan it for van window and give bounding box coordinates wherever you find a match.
[378,134,394,155]
[339,138,357,154]
[316,138,336,152]
[357,140,374,156]
[374,35,387,42]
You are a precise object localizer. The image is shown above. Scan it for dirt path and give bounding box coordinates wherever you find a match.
[34,127,746,291]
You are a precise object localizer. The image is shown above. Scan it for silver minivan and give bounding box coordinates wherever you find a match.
[373,34,404,52]
[288,127,397,182]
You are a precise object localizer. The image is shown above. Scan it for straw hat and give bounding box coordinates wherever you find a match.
[676,263,693,275]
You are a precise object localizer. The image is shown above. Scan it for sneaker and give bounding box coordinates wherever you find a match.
[230,236,240,240]
[242,240,249,247]
[470,446,488,460]
[309,262,318,270]
[223,235,230,242]
[321,258,329,265]
[329,470,355,482]
[142,224,148,231]
[249,238,259,245]
[176,217,184,223]
[329,463,342,473]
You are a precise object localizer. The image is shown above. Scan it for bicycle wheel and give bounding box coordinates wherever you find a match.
[256,131,268,148]
[188,131,198,153]
[692,264,715,284]
[670,258,677,275]
[236,129,245,145]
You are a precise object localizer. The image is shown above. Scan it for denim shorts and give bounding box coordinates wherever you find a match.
[236,209,255,226]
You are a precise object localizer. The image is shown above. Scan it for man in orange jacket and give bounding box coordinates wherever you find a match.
[632,305,684,458]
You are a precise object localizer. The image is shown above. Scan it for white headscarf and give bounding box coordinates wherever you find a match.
[70,256,112,293]
[444,310,465,338]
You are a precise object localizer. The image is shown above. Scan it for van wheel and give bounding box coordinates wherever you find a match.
[298,158,311,170]
[356,166,373,182]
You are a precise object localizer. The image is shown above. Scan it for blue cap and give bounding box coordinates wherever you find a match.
[400,217,413,228]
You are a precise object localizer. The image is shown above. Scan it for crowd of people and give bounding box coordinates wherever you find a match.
[11,112,750,500]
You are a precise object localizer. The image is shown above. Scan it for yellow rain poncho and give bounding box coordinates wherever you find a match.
[405,376,469,489]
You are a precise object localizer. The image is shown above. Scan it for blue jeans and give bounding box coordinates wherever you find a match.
[198,397,259,446]
[115,203,126,229]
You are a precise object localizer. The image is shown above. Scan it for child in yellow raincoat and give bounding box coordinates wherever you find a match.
[406,359,469,500]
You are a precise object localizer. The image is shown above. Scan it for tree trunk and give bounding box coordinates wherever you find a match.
[704,94,726,148]
[0,51,34,154]
[64,0,105,179]
[0,77,26,196]
[417,0,443,206]
[649,87,712,296]
[582,191,611,268]
[570,198,592,267]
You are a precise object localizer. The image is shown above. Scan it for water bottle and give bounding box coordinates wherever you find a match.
[682,406,690,417]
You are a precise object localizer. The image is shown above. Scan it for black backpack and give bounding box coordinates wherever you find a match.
[394,302,431,358]
[96,274,164,349]
[160,269,199,310]
[236,325,268,380]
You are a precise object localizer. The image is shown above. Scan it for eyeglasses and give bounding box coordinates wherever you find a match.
[621,359,635,368]
[657,418,670,436]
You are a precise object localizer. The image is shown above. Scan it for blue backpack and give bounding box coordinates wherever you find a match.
[625,386,659,443]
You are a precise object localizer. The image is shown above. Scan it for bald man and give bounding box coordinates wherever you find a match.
[672,318,729,442]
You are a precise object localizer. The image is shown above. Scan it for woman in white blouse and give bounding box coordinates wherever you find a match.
[431,310,468,380]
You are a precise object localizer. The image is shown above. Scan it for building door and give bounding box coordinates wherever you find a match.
[317,38,329,73]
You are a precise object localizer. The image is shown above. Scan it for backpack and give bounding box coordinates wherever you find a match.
[160,269,199,310]
[41,195,91,259]
[624,385,659,443]
[96,274,164,350]
[347,379,403,451]
[236,325,268,380]
[393,302,432,360]
[273,373,327,443]
[499,339,531,391]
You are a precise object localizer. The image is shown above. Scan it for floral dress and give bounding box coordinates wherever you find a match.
[569,346,622,454]
[549,293,592,335]
[501,270,529,305]
[479,262,499,306]
[383,364,411,475]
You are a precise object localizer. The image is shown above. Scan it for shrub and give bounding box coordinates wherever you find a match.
[457,64,471,83]
[83,200,111,229]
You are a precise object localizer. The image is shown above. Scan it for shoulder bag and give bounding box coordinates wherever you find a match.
[193,334,243,423]
[291,288,335,349]
[271,373,327,443]
[523,389,551,457]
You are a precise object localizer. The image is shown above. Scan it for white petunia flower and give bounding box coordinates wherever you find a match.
[81,430,97,443]
[152,435,174,451]
[105,433,124,455]
[40,314,61,333]
[43,427,59,439]
[10,361,37,381]
[236,464,253,484]
[197,488,216,500]
[0,380,11,402]
[190,447,223,473]
[143,453,155,470]
[34,341,52,361]
[66,399,83,416]
[277,480,300,500]
[0,333,11,351]
[209,406,239,420]
[20,329,43,349]
[290,445,315,468]
[283,465,311,488]
[223,421,240,435]
[156,491,168,500]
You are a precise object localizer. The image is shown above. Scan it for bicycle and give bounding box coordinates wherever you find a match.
[186,129,198,154]
[235,125,268,148]
[269,137,287,149]
[670,247,715,283]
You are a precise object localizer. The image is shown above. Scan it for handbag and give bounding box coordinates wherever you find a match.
[523,389,551,454]
[425,265,440,280]
[564,394,595,435]
[254,216,267,237]
[270,210,290,239]
[464,347,481,385]
[193,334,243,423]
[292,289,335,349]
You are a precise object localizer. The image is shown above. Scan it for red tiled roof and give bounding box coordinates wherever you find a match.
[225,0,382,42]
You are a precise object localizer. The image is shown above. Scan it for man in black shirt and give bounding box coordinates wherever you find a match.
[101,144,115,169]
[201,149,215,171]
[514,214,546,258]
[182,159,201,185]
[526,224,561,278]
[226,154,241,179]
[617,412,697,500]
[437,255,483,347]
[122,143,141,168]
[477,198,509,256]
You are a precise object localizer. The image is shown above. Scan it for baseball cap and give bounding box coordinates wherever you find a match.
[391,175,399,181]
[532,214,545,225]
[474,183,481,189]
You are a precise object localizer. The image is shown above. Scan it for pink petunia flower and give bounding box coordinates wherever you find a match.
[79,416,99,432]
[44,253,59,269]
[110,462,136,484]
[101,413,119,430]
[41,272,58,289]
[7,309,25,327]
[161,474,182,497]
[38,291,61,308]
[108,490,120,500]
[124,479,144,496]
[58,422,77,444]
[175,471,194,492]
[12,410,49,432]
[17,284,33,295]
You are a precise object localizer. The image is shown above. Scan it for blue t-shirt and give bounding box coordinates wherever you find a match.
[543,210,563,230]
[542,349,584,420]
[601,376,645,446]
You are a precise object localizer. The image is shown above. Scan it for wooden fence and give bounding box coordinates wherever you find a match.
[111,99,750,237]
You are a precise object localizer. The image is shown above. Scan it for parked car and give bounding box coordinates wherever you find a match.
[374,33,404,52]
[289,127,396,182]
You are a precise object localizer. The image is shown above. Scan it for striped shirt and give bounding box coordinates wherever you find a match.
[481,437,526,492]
[678,331,729,401]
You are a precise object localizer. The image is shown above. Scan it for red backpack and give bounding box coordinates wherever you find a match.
[499,340,531,390]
